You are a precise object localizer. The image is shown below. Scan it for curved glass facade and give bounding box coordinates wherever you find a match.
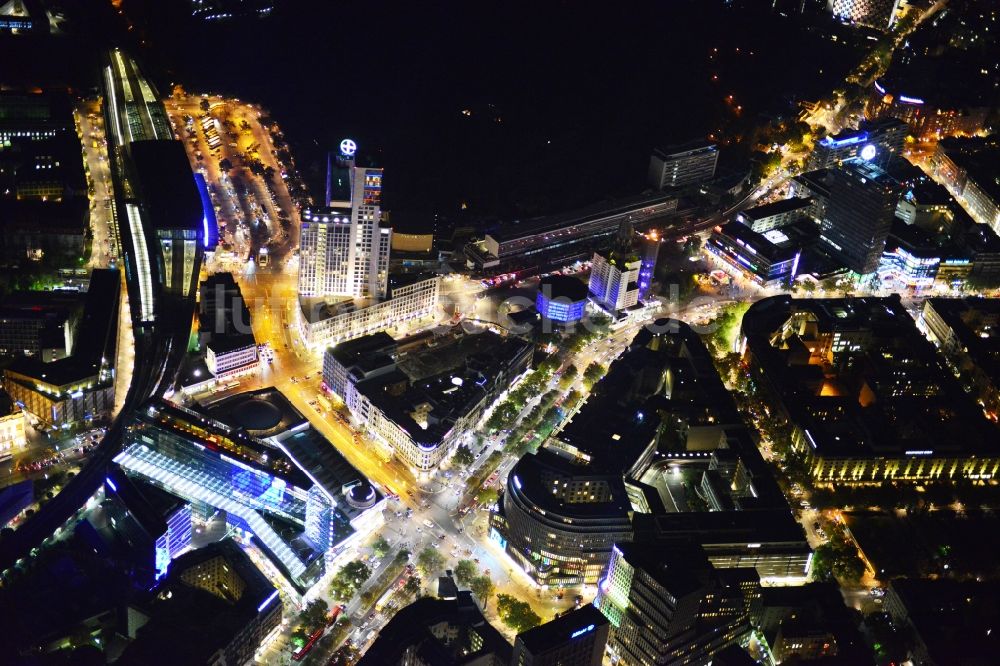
[491,455,633,587]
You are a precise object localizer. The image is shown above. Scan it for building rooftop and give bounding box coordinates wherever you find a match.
[652,139,716,158]
[901,180,953,207]
[741,295,1000,459]
[792,168,833,198]
[537,274,589,302]
[388,271,438,295]
[142,398,312,490]
[885,218,954,256]
[738,197,813,221]
[487,189,678,243]
[200,386,307,437]
[508,447,634,522]
[926,297,1000,392]
[632,508,811,548]
[126,140,204,232]
[514,603,607,655]
[888,578,1000,664]
[105,467,184,542]
[0,479,33,527]
[0,196,88,235]
[359,592,512,665]
[119,540,278,666]
[616,539,714,600]
[278,426,382,517]
[4,268,119,388]
[714,221,807,264]
[937,138,1000,202]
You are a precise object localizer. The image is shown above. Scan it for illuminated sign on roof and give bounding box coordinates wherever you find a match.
[899,96,925,105]
[860,144,878,161]
[571,624,596,639]
[339,138,357,157]
[819,132,868,149]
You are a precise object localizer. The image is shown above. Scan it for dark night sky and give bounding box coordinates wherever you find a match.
[2,0,861,230]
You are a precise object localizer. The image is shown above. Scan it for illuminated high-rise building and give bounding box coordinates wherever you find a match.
[299,140,391,299]
[595,539,754,665]
[637,230,660,301]
[589,249,640,313]
[589,222,659,314]
[648,140,719,190]
[820,159,899,275]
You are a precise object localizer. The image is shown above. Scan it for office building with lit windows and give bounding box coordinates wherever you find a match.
[0,92,90,264]
[929,137,1000,234]
[198,273,258,377]
[922,297,1000,420]
[298,148,391,300]
[648,140,719,189]
[789,169,832,223]
[877,220,965,288]
[735,197,813,233]
[492,319,810,586]
[589,249,641,314]
[707,221,808,287]
[326,330,532,471]
[806,117,908,171]
[298,273,440,350]
[740,295,1000,485]
[0,289,80,360]
[589,223,663,314]
[0,92,68,146]
[0,390,26,457]
[894,181,954,234]
[2,268,120,428]
[819,159,899,275]
[493,447,636,587]
[595,539,755,666]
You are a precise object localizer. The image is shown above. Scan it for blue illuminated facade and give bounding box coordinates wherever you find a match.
[114,401,329,588]
[536,275,589,324]
[194,172,219,251]
[103,471,193,586]
[536,291,586,323]
[638,232,660,300]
